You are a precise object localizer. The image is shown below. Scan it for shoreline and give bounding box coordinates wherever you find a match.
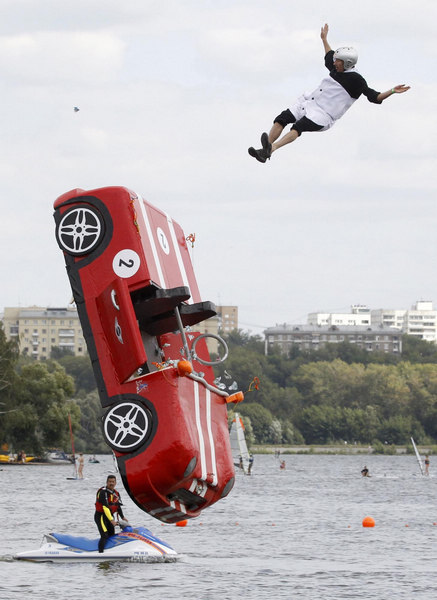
[251,444,435,455]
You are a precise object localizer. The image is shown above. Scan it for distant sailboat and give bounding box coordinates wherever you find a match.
[411,437,424,476]
[230,413,250,475]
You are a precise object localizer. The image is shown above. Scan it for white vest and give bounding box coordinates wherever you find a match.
[309,69,358,121]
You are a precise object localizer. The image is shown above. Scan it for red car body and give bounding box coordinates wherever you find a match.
[54,186,242,523]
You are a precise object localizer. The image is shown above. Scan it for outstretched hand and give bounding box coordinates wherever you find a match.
[392,84,410,94]
[320,23,329,40]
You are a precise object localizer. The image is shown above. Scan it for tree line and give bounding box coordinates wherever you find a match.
[3,323,437,454]
[0,328,105,455]
[218,330,437,447]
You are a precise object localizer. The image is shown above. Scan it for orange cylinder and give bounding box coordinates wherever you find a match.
[226,391,244,404]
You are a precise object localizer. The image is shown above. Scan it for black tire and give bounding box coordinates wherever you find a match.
[103,400,153,453]
[55,204,105,256]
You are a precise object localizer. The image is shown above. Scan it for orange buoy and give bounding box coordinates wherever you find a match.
[362,516,375,528]
[176,519,188,527]
[177,360,193,377]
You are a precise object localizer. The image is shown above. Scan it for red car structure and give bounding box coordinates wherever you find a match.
[54,186,243,523]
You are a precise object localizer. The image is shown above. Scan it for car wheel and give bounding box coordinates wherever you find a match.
[56,205,104,256]
[103,400,153,453]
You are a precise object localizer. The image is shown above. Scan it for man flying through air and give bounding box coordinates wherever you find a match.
[248,23,410,163]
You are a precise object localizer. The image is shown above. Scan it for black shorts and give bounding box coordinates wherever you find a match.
[274,109,324,136]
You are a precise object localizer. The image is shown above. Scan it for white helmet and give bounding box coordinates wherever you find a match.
[333,46,358,70]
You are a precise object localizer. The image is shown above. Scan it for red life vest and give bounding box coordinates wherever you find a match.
[95,487,122,514]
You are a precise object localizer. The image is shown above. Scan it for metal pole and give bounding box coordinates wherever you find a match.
[174,306,191,362]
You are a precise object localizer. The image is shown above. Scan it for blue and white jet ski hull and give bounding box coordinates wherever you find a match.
[15,526,177,563]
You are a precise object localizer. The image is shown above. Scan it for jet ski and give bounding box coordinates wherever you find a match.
[15,525,177,563]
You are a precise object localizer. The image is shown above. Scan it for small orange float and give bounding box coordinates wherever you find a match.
[177,360,193,376]
[362,516,375,528]
[176,519,188,527]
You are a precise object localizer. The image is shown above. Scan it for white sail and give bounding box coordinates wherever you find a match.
[411,437,424,476]
[230,413,250,474]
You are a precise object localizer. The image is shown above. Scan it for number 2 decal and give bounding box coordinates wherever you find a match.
[157,227,170,255]
[119,258,135,269]
[112,249,141,278]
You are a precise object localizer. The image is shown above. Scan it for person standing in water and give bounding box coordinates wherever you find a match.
[424,455,430,475]
[77,452,84,479]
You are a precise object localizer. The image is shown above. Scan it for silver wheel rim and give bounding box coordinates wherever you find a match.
[104,402,150,451]
[57,207,102,255]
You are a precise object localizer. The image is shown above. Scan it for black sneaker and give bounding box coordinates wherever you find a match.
[248,146,266,163]
[260,132,272,158]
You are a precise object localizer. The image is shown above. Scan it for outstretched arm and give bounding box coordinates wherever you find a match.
[377,84,411,102]
[320,23,332,54]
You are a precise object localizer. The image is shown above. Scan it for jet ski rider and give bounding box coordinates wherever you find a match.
[95,474,128,553]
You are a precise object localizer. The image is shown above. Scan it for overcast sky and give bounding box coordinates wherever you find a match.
[1,0,436,336]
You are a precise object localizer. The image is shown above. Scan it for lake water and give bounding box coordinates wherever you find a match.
[1,453,437,600]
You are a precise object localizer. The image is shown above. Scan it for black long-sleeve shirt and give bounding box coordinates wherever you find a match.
[308,50,381,121]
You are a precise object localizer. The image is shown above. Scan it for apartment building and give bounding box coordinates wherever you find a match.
[307,304,371,326]
[264,323,402,356]
[2,306,85,359]
[308,301,437,343]
[192,305,238,355]
[371,301,437,343]
[216,305,238,334]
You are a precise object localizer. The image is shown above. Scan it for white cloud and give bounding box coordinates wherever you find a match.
[0,31,125,84]
[197,27,319,81]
